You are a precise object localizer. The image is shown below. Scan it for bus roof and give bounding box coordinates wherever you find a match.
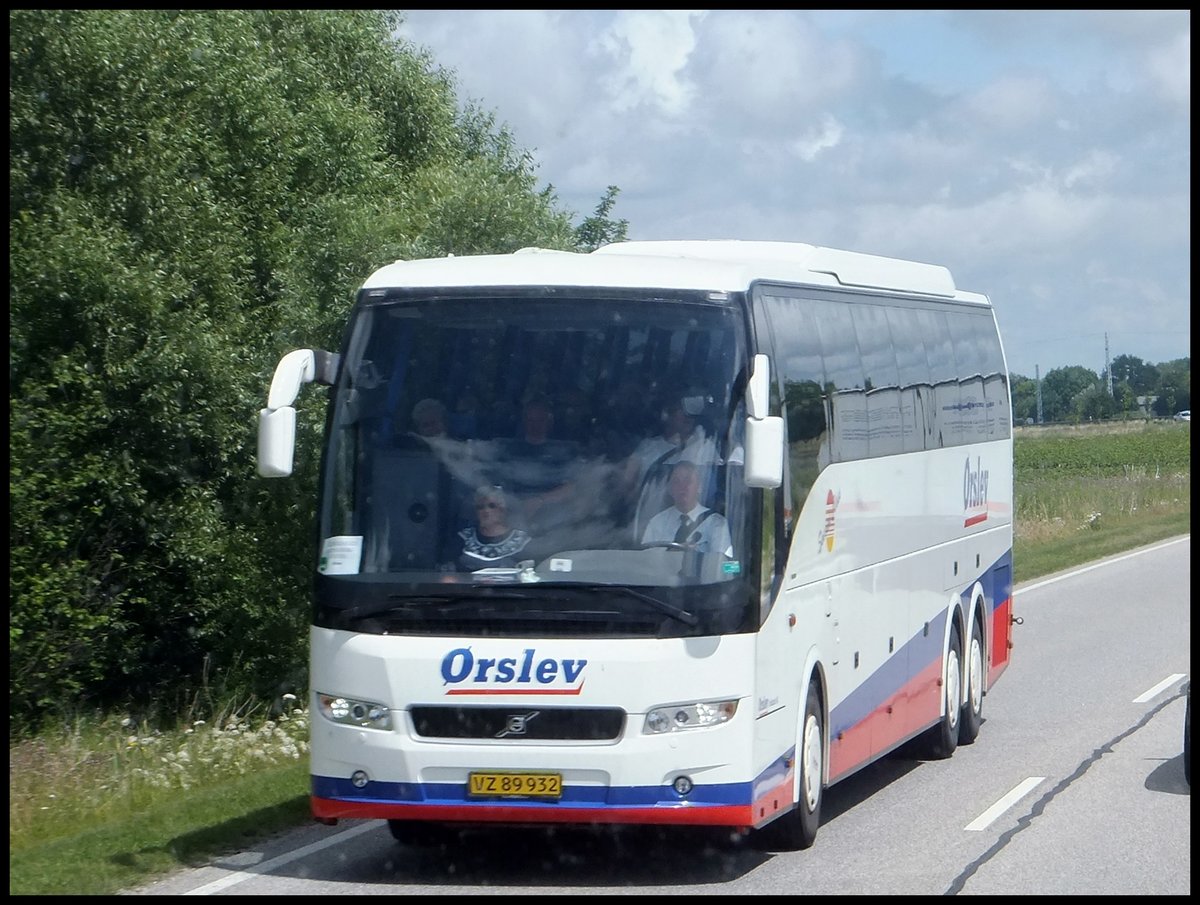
[361,239,988,305]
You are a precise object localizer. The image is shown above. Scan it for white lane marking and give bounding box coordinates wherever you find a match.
[1133,673,1187,704]
[1013,536,1188,598]
[964,776,1044,832]
[183,820,381,895]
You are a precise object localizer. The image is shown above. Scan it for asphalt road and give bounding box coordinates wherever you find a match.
[126,536,1191,896]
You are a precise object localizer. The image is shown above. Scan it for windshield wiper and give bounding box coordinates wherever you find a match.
[561,585,698,627]
[333,587,696,628]
[339,592,535,621]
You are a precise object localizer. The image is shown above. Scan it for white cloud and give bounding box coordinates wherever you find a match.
[788,116,846,162]
[1060,150,1119,191]
[594,10,707,116]
[961,75,1057,131]
[397,10,1190,375]
[1145,29,1190,110]
[690,11,866,123]
[737,115,845,164]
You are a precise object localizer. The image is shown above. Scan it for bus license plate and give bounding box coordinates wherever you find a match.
[468,772,562,799]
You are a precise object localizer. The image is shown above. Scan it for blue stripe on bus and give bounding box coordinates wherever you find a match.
[829,548,1012,738]
[312,775,755,807]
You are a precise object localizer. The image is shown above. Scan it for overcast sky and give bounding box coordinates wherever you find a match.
[395,10,1190,379]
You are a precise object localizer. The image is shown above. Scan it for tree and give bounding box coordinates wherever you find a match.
[1107,354,1160,396]
[9,9,626,732]
[1111,380,1140,420]
[1039,365,1100,423]
[1074,384,1118,422]
[1009,373,1038,424]
[574,185,630,251]
[1152,357,1191,417]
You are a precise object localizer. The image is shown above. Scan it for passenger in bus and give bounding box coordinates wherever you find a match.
[410,397,448,438]
[402,397,482,559]
[622,389,720,536]
[640,460,732,557]
[406,397,478,475]
[389,396,446,448]
[456,484,532,571]
[491,393,579,532]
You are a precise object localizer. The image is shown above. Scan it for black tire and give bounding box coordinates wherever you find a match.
[387,819,456,847]
[920,621,962,759]
[959,615,984,745]
[752,681,823,851]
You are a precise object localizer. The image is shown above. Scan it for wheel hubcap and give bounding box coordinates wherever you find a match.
[946,648,961,729]
[802,713,822,810]
[969,636,983,713]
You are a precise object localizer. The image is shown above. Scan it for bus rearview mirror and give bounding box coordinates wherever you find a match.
[257,406,296,478]
[744,415,784,488]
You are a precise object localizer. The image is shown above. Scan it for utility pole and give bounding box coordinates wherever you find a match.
[1036,364,1043,424]
[1105,332,1113,396]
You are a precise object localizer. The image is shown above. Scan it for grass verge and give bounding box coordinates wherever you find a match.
[10,765,310,896]
[1015,512,1190,582]
[10,703,313,896]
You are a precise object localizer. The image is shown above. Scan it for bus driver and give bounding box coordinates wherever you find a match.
[640,460,732,557]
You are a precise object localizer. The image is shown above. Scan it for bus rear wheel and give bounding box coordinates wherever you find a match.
[959,616,984,745]
[920,621,962,759]
[752,681,823,851]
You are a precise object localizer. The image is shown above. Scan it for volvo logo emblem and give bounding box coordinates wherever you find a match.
[496,711,540,738]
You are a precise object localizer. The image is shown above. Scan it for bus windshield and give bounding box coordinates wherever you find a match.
[315,288,755,635]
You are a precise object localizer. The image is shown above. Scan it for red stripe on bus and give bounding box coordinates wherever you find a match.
[312,797,753,826]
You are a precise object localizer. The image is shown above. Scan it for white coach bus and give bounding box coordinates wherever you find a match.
[257,239,1015,850]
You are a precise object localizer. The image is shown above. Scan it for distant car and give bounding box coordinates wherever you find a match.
[1174,410,1190,421]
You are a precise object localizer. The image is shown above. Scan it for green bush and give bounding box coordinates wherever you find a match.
[9,10,622,736]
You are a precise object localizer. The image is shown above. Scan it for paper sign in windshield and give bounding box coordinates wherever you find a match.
[319,535,363,575]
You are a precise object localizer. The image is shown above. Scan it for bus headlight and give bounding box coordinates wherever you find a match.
[644,699,738,734]
[317,693,393,730]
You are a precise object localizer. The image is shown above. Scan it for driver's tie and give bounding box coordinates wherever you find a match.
[673,514,694,544]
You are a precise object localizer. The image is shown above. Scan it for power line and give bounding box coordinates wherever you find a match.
[1020,330,1186,345]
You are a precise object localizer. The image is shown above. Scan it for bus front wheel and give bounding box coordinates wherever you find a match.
[752,681,823,851]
